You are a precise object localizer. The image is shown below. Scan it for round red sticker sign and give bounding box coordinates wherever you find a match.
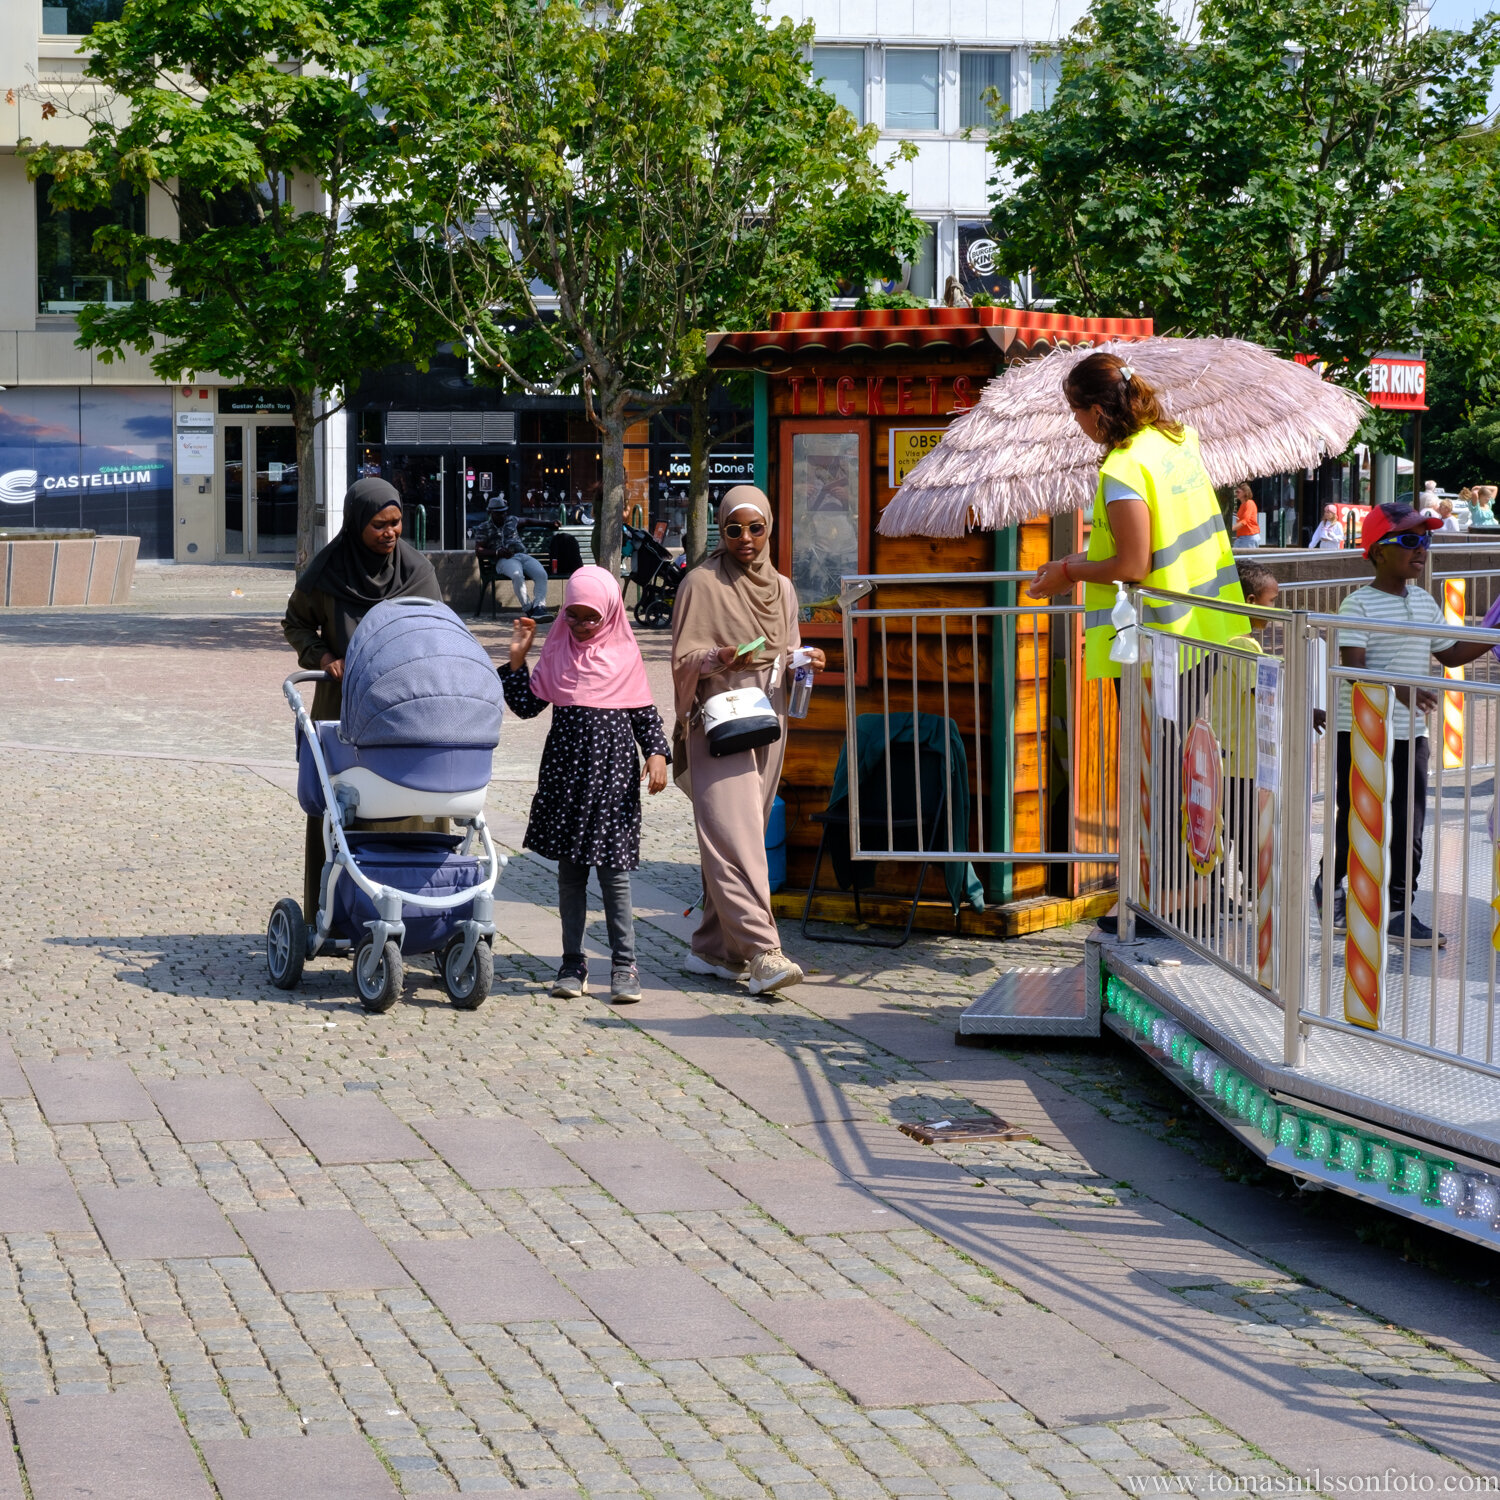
[1181,717,1224,876]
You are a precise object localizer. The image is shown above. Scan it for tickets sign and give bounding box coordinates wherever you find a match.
[888,429,946,488]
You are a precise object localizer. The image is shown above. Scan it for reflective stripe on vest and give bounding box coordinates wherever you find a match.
[1081,426,1249,680]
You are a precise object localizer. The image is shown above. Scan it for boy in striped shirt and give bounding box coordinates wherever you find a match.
[1319,503,1490,945]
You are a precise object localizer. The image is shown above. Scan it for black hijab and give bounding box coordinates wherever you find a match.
[297,478,442,654]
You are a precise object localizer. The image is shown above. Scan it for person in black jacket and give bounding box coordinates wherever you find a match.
[475,499,551,619]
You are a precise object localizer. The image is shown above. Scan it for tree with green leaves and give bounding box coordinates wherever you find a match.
[382,0,924,574]
[22,0,444,570]
[990,0,1500,393]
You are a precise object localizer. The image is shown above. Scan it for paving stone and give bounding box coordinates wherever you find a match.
[201,1433,400,1499]
[708,1157,903,1235]
[22,1058,156,1125]
[393,1233,587,1325]
[229,1209,412,1294]
[1360,1384,1500,1473]
[0,1040,30,1099]
[13,1388,212,1500]
[559,1137,747,1213]
[146,1076,290,1143]
[563,1265,781,1361]
[271,1095,434,1165]
[0,1164,90,1233]
[413,1115,587,1190]
[749,1299,1003,1407]
[933,1309,1189,1426]
[81,1185,245,1261]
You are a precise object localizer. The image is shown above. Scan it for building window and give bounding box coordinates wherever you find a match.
[36,176,148,314]
[41,0,125,35]
[960,51,1012,130]
[1031,51,1061,112]
[885,49,939,133]
[906,225,937,301]
[813,47,865,126]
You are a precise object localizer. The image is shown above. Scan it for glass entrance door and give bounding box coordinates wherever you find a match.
[252,424,298,557]
[222,425,245,555]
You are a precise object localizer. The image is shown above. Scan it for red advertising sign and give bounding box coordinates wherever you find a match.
[1182,717,1224,876]
[1366,355,1427,411]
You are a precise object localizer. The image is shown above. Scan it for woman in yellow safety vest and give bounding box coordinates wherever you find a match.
[1027,352,1248,674]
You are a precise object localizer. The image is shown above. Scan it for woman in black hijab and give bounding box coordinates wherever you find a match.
[283,477,442,916]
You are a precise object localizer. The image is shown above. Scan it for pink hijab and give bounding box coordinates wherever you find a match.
[527,564,654,710]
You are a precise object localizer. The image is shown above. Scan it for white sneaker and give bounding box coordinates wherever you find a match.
[683,951,748,981]
[746,947,803,997]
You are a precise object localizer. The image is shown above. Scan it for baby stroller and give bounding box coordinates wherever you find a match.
[266,597,508,1013]
[623,523,683,627]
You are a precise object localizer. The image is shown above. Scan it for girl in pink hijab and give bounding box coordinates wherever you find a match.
[501,565,669,1004]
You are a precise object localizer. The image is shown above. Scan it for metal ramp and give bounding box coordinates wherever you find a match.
[958,962,1099,1037]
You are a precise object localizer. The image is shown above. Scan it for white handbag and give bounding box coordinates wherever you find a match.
[701,687,781,758]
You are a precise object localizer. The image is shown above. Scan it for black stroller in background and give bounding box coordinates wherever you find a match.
[623,524,684,627]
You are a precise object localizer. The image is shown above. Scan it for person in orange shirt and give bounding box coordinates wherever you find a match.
[1232,481,1261,549]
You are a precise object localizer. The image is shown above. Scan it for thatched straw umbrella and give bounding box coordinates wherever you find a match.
[879,336,1366,539]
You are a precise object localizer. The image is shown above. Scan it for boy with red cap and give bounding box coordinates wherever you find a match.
[1318,502,1489,945]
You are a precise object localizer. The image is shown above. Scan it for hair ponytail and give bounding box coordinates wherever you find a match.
[1063,352,1182,451]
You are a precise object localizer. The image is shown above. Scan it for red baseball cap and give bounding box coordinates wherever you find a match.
[1361,502,1440,556]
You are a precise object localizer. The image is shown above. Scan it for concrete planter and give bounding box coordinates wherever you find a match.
[0,535,139,606]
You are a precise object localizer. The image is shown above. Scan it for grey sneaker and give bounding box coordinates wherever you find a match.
[746,947,803,997]
[551,963,588,998]
[610,964,643,1003]
[683,951,748,981]
[1388,912,1445,948]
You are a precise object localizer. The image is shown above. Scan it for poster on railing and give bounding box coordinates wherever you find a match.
[1181,717,1224,876]
[1254,658,1282,793]
[1153,633,1179,725]
[1343,682,1392,1031]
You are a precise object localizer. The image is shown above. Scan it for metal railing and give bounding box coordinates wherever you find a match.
[836,572,1118,879]
[1119,582,1500,1080]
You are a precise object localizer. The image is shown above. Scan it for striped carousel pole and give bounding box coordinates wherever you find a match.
[1443,579,1465,770]
[1256,786,1276,987]
[1139,655,1153,912]
[1343,683,1392,1030]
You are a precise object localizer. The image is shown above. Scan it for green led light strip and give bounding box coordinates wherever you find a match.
[1102,975,1500,1223]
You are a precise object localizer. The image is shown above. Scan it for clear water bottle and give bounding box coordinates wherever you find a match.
[787,648,814,718]
[1108,583,1139,665]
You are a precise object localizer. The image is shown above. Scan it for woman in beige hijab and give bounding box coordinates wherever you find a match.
[671,487,825,996]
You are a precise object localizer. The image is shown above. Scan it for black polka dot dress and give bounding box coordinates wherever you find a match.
[500,664,670,871]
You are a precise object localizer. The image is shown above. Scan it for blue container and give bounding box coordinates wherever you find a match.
[766,796,787,893]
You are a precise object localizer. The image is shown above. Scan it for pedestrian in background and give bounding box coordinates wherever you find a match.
[476,498,551,620]
[671,487,824,998]
[1437,498,1461,532]
[283,477,443,919]
[1308,504,1344,550]
[1232,482,1261,549]
[500,565,669,1004]
[1316,503,1493,948]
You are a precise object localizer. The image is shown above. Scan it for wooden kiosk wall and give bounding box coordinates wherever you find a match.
[706,308,1146,928]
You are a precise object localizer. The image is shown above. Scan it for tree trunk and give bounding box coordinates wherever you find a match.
[685,377,712,568]
[595,401,628,581]
[292,387,319,574]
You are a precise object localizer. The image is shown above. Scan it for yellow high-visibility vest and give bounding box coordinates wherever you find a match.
[1082,424,1249,680]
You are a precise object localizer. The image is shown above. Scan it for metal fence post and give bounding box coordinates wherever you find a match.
[1279,610,1313,1066]
[1116,643,1142,944]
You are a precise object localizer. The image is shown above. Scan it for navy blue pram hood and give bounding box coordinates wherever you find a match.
[340,598,504,748]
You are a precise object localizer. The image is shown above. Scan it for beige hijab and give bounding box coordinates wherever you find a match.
[670,486,793,724]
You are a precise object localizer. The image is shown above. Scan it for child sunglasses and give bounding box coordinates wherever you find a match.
[723,520,767,539]
[1377,531,1432,551]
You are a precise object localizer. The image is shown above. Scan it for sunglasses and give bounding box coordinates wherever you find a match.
[723,521,767,539]
[1377,531,1431,551]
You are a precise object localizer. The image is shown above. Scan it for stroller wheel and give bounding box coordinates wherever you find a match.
[443,936,493,1010]
[266,899,307,990]
[353,938,403,1013]
[640,597,668,629]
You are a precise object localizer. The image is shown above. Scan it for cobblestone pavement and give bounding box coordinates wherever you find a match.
[0,598,1497,1496]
